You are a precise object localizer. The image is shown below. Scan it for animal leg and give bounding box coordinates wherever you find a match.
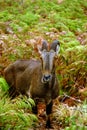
[32,99,38,114]
[46,100,53,128]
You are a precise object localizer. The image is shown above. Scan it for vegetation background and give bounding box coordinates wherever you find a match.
[0,0,87,129]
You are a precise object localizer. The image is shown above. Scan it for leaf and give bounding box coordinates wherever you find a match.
[29,114,38,122]
[0,77,9,91]
[28,98,35,106]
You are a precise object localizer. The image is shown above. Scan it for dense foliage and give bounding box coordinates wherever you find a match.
[0,78,37,130]
[0,0,87,129]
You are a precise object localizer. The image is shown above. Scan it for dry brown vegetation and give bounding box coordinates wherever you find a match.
[0,0,87,129]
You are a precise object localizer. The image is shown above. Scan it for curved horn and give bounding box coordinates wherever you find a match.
[41,40,48,51]
[50,40,60,54]
[38,40,48,54]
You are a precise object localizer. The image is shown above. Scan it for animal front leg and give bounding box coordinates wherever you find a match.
[32,99,38,114]
[46,100,53,128]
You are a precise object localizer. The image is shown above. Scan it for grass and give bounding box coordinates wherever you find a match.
[0,0,87,129]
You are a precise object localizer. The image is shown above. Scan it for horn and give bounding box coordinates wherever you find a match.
[41,40,48,51]
[50,40,60,55]
[50,40,60,51]
[38,40,48,54]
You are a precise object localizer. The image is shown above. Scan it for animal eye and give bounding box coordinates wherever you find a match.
[40,56,42,60]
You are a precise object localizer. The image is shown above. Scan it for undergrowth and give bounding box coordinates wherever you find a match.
[53,101,87,130]
[0,78,38,130]
[0,0,87,129]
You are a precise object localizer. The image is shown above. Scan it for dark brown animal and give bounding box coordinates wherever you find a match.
[4,40,60,128]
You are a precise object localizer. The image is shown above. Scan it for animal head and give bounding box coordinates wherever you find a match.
[38,40,60,83]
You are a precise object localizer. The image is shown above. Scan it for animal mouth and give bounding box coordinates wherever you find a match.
[41,75,52,83]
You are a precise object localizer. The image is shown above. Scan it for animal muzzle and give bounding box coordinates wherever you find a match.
[42,74,52,83]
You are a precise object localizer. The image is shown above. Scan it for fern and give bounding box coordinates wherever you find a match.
[0,77,9,92]
[0,78,38,129]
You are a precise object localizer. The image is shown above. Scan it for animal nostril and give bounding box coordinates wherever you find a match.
[44,75,51,81]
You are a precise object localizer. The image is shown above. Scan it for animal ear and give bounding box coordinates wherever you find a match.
[50,40,60,55]
[38,40,48,54]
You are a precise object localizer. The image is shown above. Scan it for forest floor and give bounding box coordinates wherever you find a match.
[0,0,87,130]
